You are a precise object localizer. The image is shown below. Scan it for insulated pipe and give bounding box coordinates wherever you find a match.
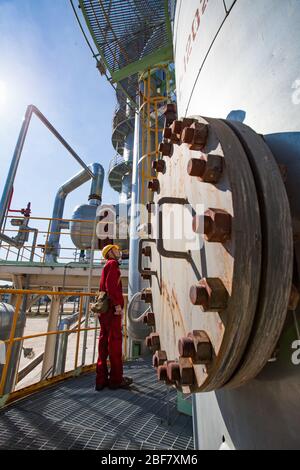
[46,163,104,263]
[0,104,94,233]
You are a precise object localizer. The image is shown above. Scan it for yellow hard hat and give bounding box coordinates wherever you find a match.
[101,244,119,259]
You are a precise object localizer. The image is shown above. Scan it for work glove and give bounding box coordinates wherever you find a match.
[114,305,123,316]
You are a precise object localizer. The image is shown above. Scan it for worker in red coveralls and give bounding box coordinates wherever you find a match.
[95,244,133,391]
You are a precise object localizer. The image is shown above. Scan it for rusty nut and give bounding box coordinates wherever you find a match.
[167,361,181,383]
[152,160,166,173]
[143,311,155,326]
[190,278,228,312]
[178,336,196,359]
[163,127,172,139]
[187,155,223,183]
[159,142,172,157]
[142,246,152,257]
[182,122,209,151]
[193,208,232,243]
[152,350,167,368]
[141,288,153,303]
[148,179,160,193]
[179,358,196,385]
[141,268,151,281]
[157,364,168,381]
[145,333,160,350]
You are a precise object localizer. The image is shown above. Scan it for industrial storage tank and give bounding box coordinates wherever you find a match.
[70,203,98,251]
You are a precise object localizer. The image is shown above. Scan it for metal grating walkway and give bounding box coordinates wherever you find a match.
[0,359,193,450]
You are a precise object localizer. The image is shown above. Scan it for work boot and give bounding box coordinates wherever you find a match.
[95,382,108,391]
[109,376,133,389]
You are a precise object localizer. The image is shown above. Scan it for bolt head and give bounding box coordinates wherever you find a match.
[187,155,223,183]
[141,288,152,303]
[148,179,160,193]
[178,337,196,359]
[152,350,167,368]
[142,246,152,257]
[187,158,207,177]
[204,209,232,243]
[157,365,168,381]
[163,127,172,139]
[182,127,195,144]
[188,331,213,364]
[182,122,209,150]
[189,285,209,307]
[152,160,166,173]
[159,142,172,157]
[144,311,155,326]
[150,333,160,349]
[171,120,183,136]
[179,358,196,385]
[163,103,177,115]
[190,279,228,312]
[167,362,180,382]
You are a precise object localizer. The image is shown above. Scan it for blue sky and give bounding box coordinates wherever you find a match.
[0,0,119,226]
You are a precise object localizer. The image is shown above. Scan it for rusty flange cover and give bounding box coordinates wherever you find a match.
[149,116,263,392]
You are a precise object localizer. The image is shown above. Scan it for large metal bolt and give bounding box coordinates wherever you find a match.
[187,155,223,183]
[193,208,232,243]
[141,288,152,303]
[167,361,181,382]
[170,118,195,138]
[182,122,209,151]
[159,142,172,157]
[163,103,177,127]
[190,278,228,312]
[170,120,183,136]
[163,103,177,115]
[141,268,152,281]
[148,179,160,193]
[142,246,152,257]
[178,333,212,365]
[145,333,160,350]
[152,160,166,173]
[179,358,196,385]
[157,364,168,381]
[143,311,155,326]
[163,127,172,139]
[178,336,196,359]
[150,333,160,349]
[152,350,167,368]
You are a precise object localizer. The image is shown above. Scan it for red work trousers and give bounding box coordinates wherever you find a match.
[96,310,123,387]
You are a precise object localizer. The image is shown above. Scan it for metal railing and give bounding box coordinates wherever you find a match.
[0,288,128,407]
[0,214,116,265]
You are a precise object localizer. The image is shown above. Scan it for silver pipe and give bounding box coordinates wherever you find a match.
[46,163,104,263]
[0,104,94,232]
[29,229,38,262]
[81,216,98,366]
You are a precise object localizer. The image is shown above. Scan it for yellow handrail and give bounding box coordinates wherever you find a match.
[0,288,129,403]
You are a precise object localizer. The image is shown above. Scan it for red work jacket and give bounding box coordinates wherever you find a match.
[100,259,124,309]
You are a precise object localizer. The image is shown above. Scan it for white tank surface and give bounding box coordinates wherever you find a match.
[169,0,300,451]
[70,204,98,250]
